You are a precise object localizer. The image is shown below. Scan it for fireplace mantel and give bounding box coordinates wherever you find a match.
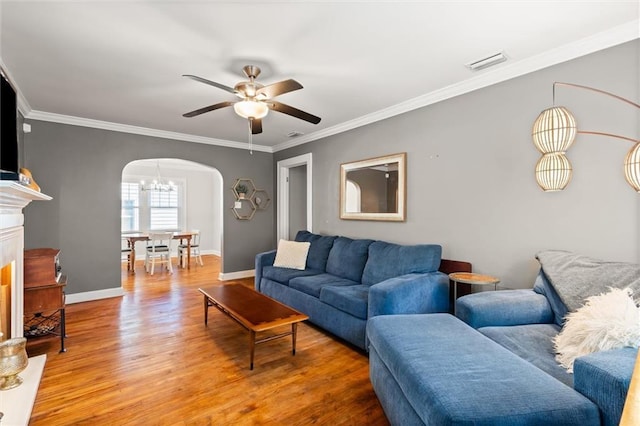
[0,181,51,423]
[0,181,51,338]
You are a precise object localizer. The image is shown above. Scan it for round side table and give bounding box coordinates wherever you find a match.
[449,272,500,314]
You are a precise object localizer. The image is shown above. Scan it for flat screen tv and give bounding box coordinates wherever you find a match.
[1,72,19,179]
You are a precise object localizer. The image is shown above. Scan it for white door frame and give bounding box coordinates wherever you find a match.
[277,153,313,240]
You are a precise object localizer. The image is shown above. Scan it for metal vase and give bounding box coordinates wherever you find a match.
[0,337,28,390]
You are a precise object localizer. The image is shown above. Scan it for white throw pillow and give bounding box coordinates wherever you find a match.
[273,240,311,270]
[554,287,640,373]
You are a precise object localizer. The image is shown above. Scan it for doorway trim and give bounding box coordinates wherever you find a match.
[277,153,313,240]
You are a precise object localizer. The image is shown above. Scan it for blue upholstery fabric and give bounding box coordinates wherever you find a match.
[256,234,446,350]
[368,272,449,317]
[479,323,570,386]
[320,284,369,319]
[260,278,368,349]
[456,289,553,329]
[361,241,442,286]
[574,347,638,426]
[369,348,425,426]
[254,250,276,291]
[533,270,569,326]
[289,273,357,298]
[294,230,337,271]
[367,314,599,426]
[261,266,322,285]
[325,237,374,282]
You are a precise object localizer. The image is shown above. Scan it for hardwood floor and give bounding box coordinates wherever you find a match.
[27,256,389,425]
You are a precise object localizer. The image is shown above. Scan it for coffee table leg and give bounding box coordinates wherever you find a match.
[292,323,298,355]
[204,295,209,325]
[249,331,256,370]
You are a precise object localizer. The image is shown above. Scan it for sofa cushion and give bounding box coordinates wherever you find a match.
[289,274,358,298]
[479,323,571,386]
[273,239,310,270]
[295,230,337,271]
[326,237,374,282]
[361,241,442,286]
[262,266,322,285]
[574,347,638,426]
[320,284,369,320]
[554,287,640,373]
[533,270,568,326]
[367,314,599,426]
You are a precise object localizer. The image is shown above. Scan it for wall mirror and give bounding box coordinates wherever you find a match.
[340,152,406,221]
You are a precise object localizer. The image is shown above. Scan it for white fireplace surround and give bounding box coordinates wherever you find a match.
[0,181,51,338]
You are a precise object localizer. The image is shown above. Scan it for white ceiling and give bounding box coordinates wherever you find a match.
[1,1,638,152]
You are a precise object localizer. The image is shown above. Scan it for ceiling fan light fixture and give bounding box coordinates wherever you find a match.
[234,100,269,119]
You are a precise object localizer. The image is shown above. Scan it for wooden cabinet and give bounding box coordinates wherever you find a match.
[23,248,66,352]
[24,248,61,288]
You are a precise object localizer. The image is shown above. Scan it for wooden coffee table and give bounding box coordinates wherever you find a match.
[198,284,309,370]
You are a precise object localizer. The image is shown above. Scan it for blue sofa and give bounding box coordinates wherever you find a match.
[367,269,636,425]
[456,271,637,426]
[254,231,449,350]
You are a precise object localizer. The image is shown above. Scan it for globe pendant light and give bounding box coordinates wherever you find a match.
[532,106,577,154]
[624,143,640,193]
[535,153,572,192]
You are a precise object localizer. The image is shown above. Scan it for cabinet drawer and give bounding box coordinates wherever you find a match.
[24,285,65,313]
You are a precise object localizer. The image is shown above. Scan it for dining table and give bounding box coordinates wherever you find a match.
[122,231,197,273]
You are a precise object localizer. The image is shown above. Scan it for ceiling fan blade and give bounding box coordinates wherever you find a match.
[250,118,263,135]
[269,101,321,124]
[183,101,234,118]
[256,79,303,99]
[183,74,237,95]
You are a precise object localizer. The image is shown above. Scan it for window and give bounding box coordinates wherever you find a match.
[121,181,184,232]
[121,182,140,232]
[149,189,179,231]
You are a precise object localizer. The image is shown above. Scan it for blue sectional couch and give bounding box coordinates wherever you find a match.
[367,268,637,426]
[254,231,449,350]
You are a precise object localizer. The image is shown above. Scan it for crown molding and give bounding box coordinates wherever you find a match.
[25,110,273,153]
[4,19,638,155]
[273,19,639,152]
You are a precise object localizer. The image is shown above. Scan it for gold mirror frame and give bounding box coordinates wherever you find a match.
[340,152,406,221]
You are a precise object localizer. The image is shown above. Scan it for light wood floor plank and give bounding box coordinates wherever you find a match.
[27,255,388,425]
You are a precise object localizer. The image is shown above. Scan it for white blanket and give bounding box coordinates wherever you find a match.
[535,250,640,312]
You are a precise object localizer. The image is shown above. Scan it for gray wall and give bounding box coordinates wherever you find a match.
[22,121,274,295]
[275,40,640,289]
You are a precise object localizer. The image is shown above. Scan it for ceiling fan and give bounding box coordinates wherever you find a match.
[182,65,321,135]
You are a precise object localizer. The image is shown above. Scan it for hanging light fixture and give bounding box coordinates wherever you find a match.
[532,82,640,193]
[532,106,576,154]
[140,160,176,192]
[233,100,269,119]
[535,153,572,192]
[624,143,640,193]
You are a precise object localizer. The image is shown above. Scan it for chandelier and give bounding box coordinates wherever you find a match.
[140,160,176,192]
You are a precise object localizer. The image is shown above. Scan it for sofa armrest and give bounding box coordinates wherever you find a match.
[368,272,449,317]
[254,250,276,291]
[456,290,554,329]
[574,347,638,426]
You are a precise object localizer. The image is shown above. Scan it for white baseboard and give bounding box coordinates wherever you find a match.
[66,287,125,304]
[219,269,255,281]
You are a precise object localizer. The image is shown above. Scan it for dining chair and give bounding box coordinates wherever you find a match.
[178,230,204,268]
[121,238,133,272]
[145,232,173,275]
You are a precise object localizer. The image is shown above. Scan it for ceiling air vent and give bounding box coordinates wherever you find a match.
[287,131,305,138]
[465,52,507,71]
